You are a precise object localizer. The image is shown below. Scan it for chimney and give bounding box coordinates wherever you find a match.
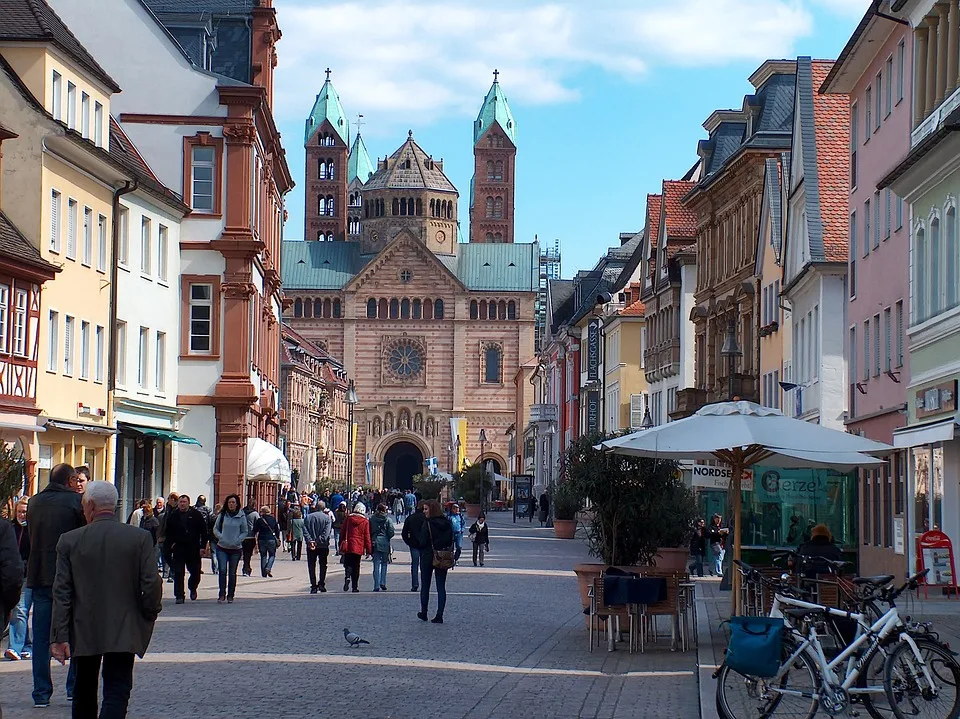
[0,123,19,208]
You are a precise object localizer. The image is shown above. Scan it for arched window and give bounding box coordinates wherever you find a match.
[494,232,503,242]
[401,298,410,319]
[415,198,422,216]
[400,198,407,216]
[486,160,495,181]
[485,232,494,242]
[507,300,516,320]
[423,298,433,320]
[367,298,377,318]
[318,196,326,215]
[389,298,399,319]
[447,202,453,220]
[412,299,422,319]
[326,196,335,216]
[486,197,494,218]
[327,159,335,179]
[303,300,312,318]
[317,230,324,240]
[392,198,399,216]
[479,301,487,320]
[408,197,414,215]
[364,204,369,219]
[333,299,342,318]
[314,299,323,317]
[434,299,444,319]
[931,217,942,316]
[490,302,500,320]
[317,159,326,180]
[498,300,507,319]
[483,344,502,383]
[494,160,504,180]
[470,300,478,319]
[494,197,503,218]
[948,208,958,309]
[294,298,303,317]
[429,199,435,216]
[323,298,332,318]
[378,298,388,318]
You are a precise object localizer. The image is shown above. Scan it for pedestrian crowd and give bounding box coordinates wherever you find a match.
[1,476,489,717]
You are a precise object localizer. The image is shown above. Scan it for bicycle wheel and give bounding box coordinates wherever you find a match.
[716,642,820,719]
[858,642,896,718]
[885,637,960,719]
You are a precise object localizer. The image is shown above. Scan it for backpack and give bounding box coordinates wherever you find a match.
[374,517,393,554]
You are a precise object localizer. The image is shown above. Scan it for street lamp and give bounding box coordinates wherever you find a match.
[640,407,654,430]
[345,380,358,487]
[478,428,488,512]
[720,318,742,401]
[545,423,557,527]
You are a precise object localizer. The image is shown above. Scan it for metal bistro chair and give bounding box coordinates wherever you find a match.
[587,574,636,653]
[639,571,684,652]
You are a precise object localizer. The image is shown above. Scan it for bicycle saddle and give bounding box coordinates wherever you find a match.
[852,574,895,586]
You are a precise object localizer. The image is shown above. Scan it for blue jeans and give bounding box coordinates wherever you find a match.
[333,528,341,553]
[209,542,219,574]
[419,553,448,619]
[31,587,76,704]
[9,585,32,655]
[216,546,241,599]
[453,533,463,562]
[409,546,421,590]
[711,543,725,576]
[258,537,277,576]
[372,550,388,589]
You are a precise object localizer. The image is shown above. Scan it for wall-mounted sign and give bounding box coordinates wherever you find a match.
[893,517,905,555]
[530,404,558,423]
[916,380,958,420]
[586,390,600,434]
[691,462,755,491]
[587,319,601,381]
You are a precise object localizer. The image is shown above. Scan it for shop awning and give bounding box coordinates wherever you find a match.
[246,437,291,485]
[892,417,960,449]
[119,423,201,446]
[0,417,46,433]
[44,419,118,435]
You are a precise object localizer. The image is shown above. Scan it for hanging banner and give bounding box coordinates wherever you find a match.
[450,417,468,470]
[587,319,601,381]
[586,390,600,434]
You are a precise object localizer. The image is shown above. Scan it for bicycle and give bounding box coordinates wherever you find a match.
[717,563,960,719]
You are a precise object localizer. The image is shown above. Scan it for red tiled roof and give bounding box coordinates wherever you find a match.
[811,60,849,263]
[645,194,662,250]
[619,298,645,317]
[662,180,698,239]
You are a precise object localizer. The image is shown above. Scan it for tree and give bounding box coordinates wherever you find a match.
[564,432,698,567]
[452,464,494,504]
[0,444,26,518]
[412,473,447,500]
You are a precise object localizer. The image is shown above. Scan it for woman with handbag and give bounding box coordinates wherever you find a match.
[339,502,371,592]
[253,506,281,577]
[416,500,455,624]
[369,504,395,591]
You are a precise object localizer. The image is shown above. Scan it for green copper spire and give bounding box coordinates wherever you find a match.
[473,69,517,146]
[304,69,349,146]
[347,132,374,184]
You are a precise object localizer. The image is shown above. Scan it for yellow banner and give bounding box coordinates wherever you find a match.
[451,417,468,471]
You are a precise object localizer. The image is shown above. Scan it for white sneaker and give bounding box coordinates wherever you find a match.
[3,648,20,661]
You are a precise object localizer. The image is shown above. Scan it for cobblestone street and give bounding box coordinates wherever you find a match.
[0,513,699,719]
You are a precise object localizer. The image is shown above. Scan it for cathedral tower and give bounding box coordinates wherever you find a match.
[469,71,517,244]
[304,70,349,241]
[347,132,374,240]
[360,131,459,255]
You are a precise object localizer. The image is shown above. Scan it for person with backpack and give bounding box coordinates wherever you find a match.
[417,500,454,624]
[212,495,246,604]
[369,504,395,592]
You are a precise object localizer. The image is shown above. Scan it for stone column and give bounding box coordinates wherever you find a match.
[917,25,930,127]
[948,0,959,93]
[938,3,950,104]
[927,15,940,117]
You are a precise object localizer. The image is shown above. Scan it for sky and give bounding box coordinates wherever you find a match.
[273,0,867,278]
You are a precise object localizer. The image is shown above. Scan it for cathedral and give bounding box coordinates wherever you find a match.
[281,72,538,490]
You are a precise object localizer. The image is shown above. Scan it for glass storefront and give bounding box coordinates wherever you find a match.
[115,434,169,521]
[696,464,858,550]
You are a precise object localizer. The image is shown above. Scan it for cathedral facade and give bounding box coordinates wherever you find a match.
[282,74,536,490]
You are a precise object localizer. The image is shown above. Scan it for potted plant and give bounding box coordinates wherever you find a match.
[552,481,581,539]
[453,464,494,517]
[565,432,698,609]
[412,473,447,501]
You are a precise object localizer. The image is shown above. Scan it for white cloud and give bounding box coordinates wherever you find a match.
[273,0,816,136]
[810,0,871,20]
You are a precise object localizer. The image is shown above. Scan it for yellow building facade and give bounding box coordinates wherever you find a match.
[603,293,647,432]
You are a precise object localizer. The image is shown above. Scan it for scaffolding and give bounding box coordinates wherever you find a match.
[536,238,561,352]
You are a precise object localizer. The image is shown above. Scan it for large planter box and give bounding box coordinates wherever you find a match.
[553,519,577,539]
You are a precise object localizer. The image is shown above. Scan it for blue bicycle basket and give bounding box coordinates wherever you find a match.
[725,616,784,677]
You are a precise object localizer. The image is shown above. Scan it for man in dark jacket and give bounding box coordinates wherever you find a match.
[50,480,161,719]
[164,495,207,604]
[26,463,84,707]
[302,504,332,593]
[401,502,426,593]
[0,516,23,717]
[688,518,707,578]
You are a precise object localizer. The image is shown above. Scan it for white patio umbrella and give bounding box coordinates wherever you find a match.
[597,401,893,611]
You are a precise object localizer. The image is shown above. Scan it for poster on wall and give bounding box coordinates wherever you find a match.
[893,517,905,555]
[512,474,533,523]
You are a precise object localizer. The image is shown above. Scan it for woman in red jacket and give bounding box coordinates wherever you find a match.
[339,503,371,592]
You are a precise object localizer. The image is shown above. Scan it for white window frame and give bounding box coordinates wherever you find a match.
[50,190,61,253]
[66,198,77,260]
[12,289,26,357]
[66,81,76,130]
[63,315,74,377]
[188,283,214,354]
[158,225,168,282]
[116,320,127,387]
[97,214,107,272]
[47,310,58,373]
[52,71,62,120]
[94,101,103,147]
[885,56,893,116]
[155,331,166,393]
[80,92,90,139]
[138,326,149,389]
[118,206,129,266]
[82,206,93,266]
[190,146,216,213]
[897,39,905,103]
[140,217,151,276]
[94,325,104,383]
[79,320,90,380]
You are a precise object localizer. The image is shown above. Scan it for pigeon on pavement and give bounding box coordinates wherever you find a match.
[343,628,370,647]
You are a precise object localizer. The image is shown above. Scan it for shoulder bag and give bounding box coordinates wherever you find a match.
[427,520,455,570]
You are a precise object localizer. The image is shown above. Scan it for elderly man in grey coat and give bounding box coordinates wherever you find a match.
[50,481,162,719]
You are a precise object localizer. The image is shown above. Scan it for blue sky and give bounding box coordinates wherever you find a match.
[273,0,866,278]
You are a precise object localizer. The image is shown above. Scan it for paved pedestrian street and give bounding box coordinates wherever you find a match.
[0,514,700,719]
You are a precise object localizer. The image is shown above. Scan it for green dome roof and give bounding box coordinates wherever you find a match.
[304,72,349,146]
[473,74,517,146]
[348,133,374,184]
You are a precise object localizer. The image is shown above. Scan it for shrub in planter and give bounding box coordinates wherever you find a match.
[553,481,582,521]
[452,464,494,504]
[0,444,26,519]
[565,432,698,567]
[412,473,447,500]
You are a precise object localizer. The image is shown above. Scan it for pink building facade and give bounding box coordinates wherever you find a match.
[823,7,912,576]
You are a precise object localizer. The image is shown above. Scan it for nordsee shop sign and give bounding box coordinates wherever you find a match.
[691,463,754,491]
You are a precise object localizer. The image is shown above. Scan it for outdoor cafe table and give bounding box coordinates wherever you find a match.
[601,574,667,651]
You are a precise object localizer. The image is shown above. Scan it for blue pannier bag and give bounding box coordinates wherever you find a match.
[725,616,784,677]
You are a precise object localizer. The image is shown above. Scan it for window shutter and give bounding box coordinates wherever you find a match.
[50,191,60,250]
[630,394,645,429]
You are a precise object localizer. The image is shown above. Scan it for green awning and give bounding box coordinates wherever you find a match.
[119,423,201,446]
